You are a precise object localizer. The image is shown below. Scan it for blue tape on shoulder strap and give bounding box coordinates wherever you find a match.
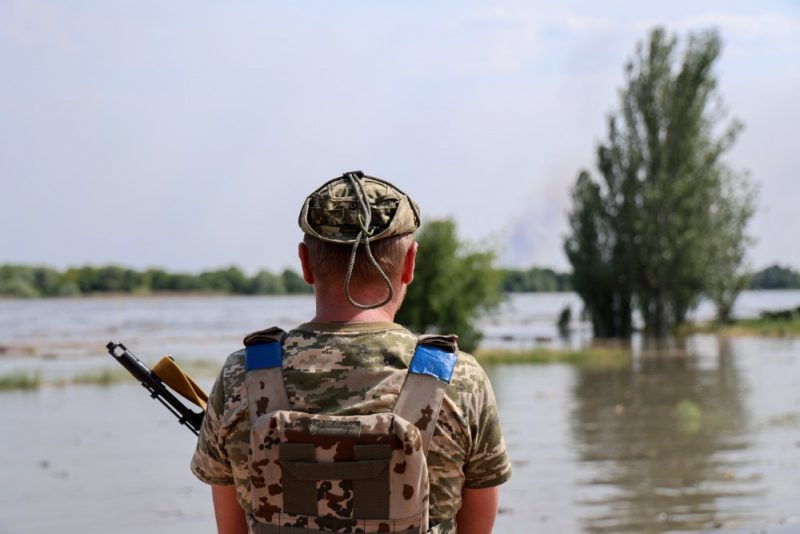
[409,345,457,383]
[245,342,282,371]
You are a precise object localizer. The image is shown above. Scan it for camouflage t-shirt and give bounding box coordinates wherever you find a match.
[191,321,511,525]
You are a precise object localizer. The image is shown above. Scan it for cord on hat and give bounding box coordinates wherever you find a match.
[343,172,395,310]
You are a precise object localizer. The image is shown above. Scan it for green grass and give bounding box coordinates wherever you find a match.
[69,361,220,387]
[680,316,800,337]
[475,346,630,369]
[178,359,223,377]
[0,358,222,393]
[71,368,132,386]
[0,372,42,391]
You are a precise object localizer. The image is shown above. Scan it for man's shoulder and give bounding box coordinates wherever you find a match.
[218,324,489,397]
[222,347,246,367]
[282,323,487,381]
[285,322,418,361]
[449,349,490,395]
[216,348,246,395]
[287,322,415,340]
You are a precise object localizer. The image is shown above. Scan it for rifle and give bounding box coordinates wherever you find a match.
[106,340,206,435]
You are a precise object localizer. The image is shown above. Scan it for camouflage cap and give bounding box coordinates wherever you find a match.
[299,171,421,244]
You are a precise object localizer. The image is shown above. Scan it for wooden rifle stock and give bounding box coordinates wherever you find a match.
[106,341,205,435]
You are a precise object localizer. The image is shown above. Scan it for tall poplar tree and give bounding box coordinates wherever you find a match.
[565,28,756,337]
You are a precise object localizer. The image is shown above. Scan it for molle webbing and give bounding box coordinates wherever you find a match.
[393,335,458,455]
[278,442,392,519]
[278,443,317,516]
[253,521,443,534]
[352,444,392,519]
[244,327,290,422]
[254,525,334,534]
[252,518,451,534]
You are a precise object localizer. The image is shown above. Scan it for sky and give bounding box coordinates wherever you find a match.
[1,0,798,274]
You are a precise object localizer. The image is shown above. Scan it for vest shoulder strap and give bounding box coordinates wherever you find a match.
[243,327,290,422]
[393,334,459,455]
[244,326,286,347]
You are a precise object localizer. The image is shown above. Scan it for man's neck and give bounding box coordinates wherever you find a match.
[311,286,402,324]
[312,299,397,323]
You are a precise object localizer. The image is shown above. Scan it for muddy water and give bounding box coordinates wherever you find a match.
[1,293,799,533]
[492,335,800,533]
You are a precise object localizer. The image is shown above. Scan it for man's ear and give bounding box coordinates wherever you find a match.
[401,241,418,285]
[298,242,315,284]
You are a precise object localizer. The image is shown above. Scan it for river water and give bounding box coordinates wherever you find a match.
[0,292,799,533]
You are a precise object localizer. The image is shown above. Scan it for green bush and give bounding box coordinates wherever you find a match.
[397,219,503,353]
[281,268,313,294]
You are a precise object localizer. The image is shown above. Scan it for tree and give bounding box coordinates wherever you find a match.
[703,172,756,322]
[198,266,250,294]
[564,27,756,336]
[565,172,632,337]
[500,266,572,292]
[250,270,286,295]
[396,219,503,352]
[749,265,800,290]
[281,268,313,294]
[0,265,40,298]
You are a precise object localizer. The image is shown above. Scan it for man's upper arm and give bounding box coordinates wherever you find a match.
[191,366,235,485]
[212,484,248,534]
[462,363,512,489]
[455,486,499,534]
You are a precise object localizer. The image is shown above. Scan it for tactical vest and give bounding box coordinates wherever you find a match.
[242,327,458,534]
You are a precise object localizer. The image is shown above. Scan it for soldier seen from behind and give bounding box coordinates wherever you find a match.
[191,171,512,533]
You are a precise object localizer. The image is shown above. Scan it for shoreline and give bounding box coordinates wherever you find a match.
[3,288,800,300]
[679,316,800,337]
[0,291,316,300]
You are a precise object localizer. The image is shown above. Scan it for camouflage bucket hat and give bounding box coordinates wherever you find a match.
[298,171,420,244]
[298,171,421,310]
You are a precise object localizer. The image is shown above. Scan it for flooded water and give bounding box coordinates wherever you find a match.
[492,335,800,533]
[1,292,799,533]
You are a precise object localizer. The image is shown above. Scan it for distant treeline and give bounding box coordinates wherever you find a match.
[497,264,800,293]
[500,267,573,293]
[0,264,312,298]
[748,265,800,290]
[0,263,797,298]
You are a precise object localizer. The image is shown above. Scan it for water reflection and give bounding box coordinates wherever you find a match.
[571,337,765,532]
